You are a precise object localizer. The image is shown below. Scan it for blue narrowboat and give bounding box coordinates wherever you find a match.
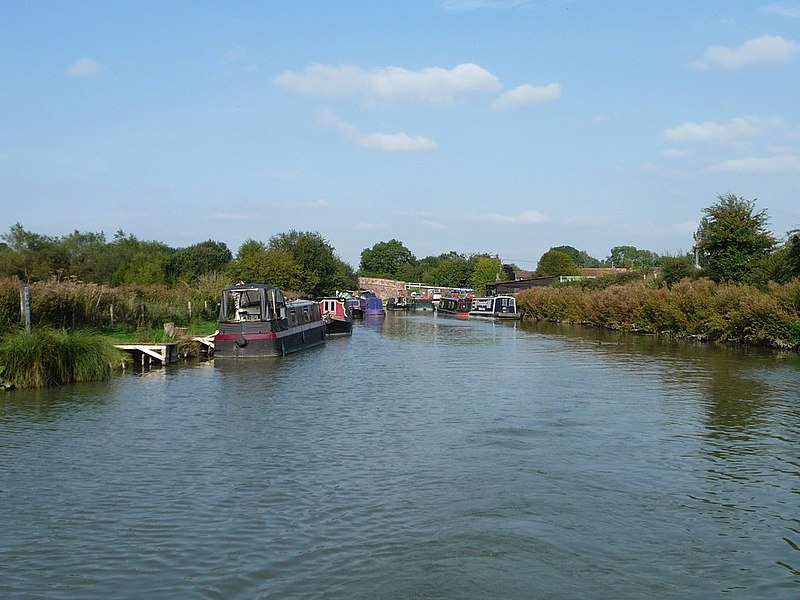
[468,295,520,320]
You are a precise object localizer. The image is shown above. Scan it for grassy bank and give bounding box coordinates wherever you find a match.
[0,275,224,335]
[0,328,127,389]
[517,278,800,350]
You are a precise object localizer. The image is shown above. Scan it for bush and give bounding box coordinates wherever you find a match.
[0,327,126,388]
[517,278,800,350]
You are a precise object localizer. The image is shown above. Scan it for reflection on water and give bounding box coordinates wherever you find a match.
[1,314,798,599]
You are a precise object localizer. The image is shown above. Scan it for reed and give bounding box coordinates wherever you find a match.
[0,276,222,335]
[0,327,125,388]
[517,277,800,350]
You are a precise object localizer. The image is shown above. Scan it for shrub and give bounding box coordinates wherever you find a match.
[0,327,125,388]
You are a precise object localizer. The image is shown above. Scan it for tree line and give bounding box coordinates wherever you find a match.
[358,195,800,290]
[0,226,358,299]
[3,194,799,298]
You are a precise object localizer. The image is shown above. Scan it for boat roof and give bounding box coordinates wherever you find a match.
[223,282,280,292]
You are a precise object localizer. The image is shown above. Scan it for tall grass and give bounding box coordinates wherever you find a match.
[0,327,126,388]
[0,275,226,335]
[517,277,800,350]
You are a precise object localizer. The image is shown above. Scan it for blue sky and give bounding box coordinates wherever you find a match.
[2,1,799,269]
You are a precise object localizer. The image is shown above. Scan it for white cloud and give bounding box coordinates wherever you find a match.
[309,198,329,208]
[469,210,550,224]
[66,57,105,80]
[316,107,437,152]
[708,155,800,174]
[663,117,773,145]
[693,35,800,69]
[358,132,437,152]
[763,3,800,18]
[274,63,501,105]
[491,83,562,111]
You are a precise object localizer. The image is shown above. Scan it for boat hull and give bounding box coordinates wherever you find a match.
[468,296,521,320]
[215,322,326,358]
[324,318,353,337]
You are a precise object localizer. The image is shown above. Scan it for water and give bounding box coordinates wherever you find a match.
[1,314,798,599]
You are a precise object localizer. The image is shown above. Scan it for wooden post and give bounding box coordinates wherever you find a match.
[20,286,31,332]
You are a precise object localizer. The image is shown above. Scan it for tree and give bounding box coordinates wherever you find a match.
[116,242,174,286]
[694,194,776,283]
[170,240,232,283]
[606,245,660,269]
[268,230,346,297]
[0,223,66,281]
[470,254,504,294]
[535,249,579,277]
[429,252,472,287]
[660,254,696,288]
[58,230,108,283]
[550,245,600,268]
[359,239,416,279]
[769,229,800,283]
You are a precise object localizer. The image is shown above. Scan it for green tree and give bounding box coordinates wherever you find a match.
[268,230,346,297]
[58,230,108,283]
[694,194,776,283]
[551,245,600,268]
[784,231,800,280]
[768,230,800,283]
[470,254,504,295]
[0,223,66,281]
[606,245,660,269]
[535,249,579,277]
[117,243,174,286]
[171,240,232,283]
[359,239,416,279]
[429,252,472,287]
[660,254,696,288]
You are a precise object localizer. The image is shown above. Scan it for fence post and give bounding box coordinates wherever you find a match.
[20,286,31,332]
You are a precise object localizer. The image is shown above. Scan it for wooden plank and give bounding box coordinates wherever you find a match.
[114,344,178,364]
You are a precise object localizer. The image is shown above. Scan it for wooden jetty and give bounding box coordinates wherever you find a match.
[192,335,215,354]
[114,343,178,367]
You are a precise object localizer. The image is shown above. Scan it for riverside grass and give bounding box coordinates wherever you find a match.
[0,274,224,335]
[516,277,800,350]
[0,328,126,389]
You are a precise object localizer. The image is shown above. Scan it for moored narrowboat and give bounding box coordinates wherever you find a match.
[360,292,386,318]
[410,296,435,311]
[468,295,520,320]
[437,296,472,319]
[319,296,354,337]
[386,296,410,311]
[215,283,326,357]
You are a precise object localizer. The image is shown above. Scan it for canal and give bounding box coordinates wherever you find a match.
[1,313,798,599]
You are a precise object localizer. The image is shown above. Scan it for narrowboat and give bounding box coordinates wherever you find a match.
[318,296,353,337]
[360,292,386,318]
[410,296,435,311]
[214,283,326,357]
[386,296,410,311]
[437,296,472,318]
[468,295,521,320]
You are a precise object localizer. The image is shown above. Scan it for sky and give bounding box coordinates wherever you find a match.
[2,1,799,270]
